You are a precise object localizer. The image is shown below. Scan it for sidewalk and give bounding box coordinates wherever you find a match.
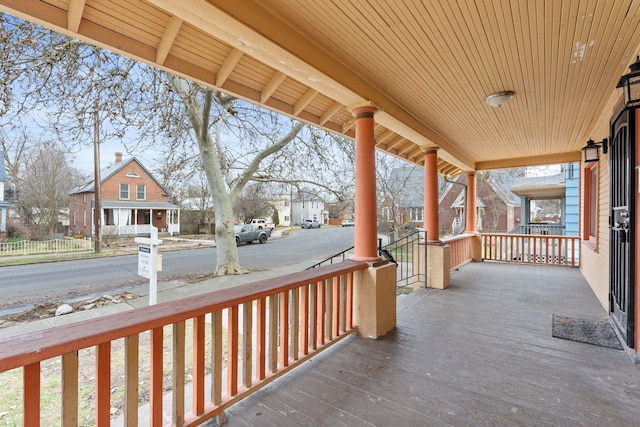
[1,264,312,341]
[0,228,298,340]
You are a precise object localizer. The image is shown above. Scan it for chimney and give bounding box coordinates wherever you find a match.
[115,152,123,163]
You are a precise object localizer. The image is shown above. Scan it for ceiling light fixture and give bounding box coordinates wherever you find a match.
[484,91,515,108]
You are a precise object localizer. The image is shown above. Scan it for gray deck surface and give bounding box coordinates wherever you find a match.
[223,262,640,427]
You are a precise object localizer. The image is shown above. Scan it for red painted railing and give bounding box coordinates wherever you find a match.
[481,233,580,267]
[0,261,367,426]
[445,234,476,270]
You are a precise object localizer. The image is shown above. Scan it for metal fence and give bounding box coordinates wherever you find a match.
[0,238,93,256]
[308,231,428,292]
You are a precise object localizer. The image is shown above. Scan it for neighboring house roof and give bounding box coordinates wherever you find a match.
[487,173,521,206]
[0,150,8,182]
[69,157,171,196]
[451,192,486,209]
[509,173,566,198]
[388,166,425,207]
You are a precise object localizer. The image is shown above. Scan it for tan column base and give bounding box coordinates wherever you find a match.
[470,233,483,262]
[428,243,451,289]
[353,262,397,339]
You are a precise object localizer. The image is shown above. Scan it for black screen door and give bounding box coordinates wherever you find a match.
[610,109,634,347]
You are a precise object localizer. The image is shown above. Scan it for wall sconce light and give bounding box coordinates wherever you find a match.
[582,138,608,162]
[616,56,640,107]
[484,91,515,108]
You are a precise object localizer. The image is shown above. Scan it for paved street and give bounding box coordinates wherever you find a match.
[0,227,354,313]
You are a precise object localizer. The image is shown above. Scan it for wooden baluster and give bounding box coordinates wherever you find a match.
[95,342,111,426]
[228,305,239,396]
[326,278,333,340]
[346,272,354,329]
[332,276,340,338]
[290,288,299,361]
[300,284,309,356]
[279,291,289,368]
[62,351,79,426]
[309,283,317,350]
[211,310,223,405]
[124,334,139,426]
[150,327,163,427]
[243,301,253,388]
[317,280,326,346]
[23,362,40,427]
[268,295,278,374]
[172,321,186,425]
[192,315,205,415]
[257,298,267,380]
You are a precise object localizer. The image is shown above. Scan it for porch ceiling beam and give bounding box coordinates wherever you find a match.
[156,15,183,65]
[216,48,243,88]
[476,151,582,171]
[377,128,395,144]
[319,102,343,126]
[293,88,319,116]
[386,136,406,151]
[67,0,86,32]
[260,71,286,103]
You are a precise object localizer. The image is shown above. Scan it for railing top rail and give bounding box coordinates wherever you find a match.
[480,232,579,238]
[442,232,478,243]
[0,260,368,371]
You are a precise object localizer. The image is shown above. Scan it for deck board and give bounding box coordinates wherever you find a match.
[225,262,640,426]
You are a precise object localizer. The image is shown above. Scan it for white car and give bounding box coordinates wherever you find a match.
[301,219,321,229]
[341,219,354,227]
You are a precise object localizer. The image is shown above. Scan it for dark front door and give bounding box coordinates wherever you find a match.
[609,109,635,347]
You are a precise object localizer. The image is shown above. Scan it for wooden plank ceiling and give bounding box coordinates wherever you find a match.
[3,0,640,176]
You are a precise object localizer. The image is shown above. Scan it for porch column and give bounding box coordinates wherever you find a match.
[134,208,138,235]
[421,148,451,289]
[423,148,440,243]
[466,172,477,233]
[351,106,381,262]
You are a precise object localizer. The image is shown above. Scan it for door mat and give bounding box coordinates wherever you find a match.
[552,315,623,350]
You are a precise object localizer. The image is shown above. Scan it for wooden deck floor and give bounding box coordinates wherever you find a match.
[223,262,640,427]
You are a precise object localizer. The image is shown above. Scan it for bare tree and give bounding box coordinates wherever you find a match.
[1,13,355,275]
[17,141,83,238]
[376,155,421,238]
[234,183,275,223]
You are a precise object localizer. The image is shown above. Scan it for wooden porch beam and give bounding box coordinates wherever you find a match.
[260,71,286,103]
[216,48,243,87]
[293,88,319,116]
[67,0,86,32]
[156,16,183,65]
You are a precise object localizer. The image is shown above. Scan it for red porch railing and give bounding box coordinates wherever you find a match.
[481,233,580,266]
[0,260,367,426]
[445,234,476,270]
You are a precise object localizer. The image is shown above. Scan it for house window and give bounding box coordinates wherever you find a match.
[411,207,424,222]
[284,215,290,222]
[105,209,115,225]
[73,211,76,226]
[83,194,87,203]
[382,206,392,221]
[284,201,290,207]
[83,209,86,227]
[120,183,130,200]
[583,163,598,249]
[137,184,146,200]
[126,172,140,178]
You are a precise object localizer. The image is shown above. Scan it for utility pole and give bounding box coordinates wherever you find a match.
[93,101,102,253]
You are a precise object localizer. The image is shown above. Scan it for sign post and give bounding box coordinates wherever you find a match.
[135,226,163,305]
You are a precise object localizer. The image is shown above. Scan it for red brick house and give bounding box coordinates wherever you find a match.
[439,172,521,235]
[69,153,180,237]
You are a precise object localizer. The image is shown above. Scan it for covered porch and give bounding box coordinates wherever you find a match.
[223,261,639,426]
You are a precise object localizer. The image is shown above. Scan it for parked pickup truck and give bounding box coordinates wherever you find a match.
[234,224,271,246]
[250,218,275,230]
